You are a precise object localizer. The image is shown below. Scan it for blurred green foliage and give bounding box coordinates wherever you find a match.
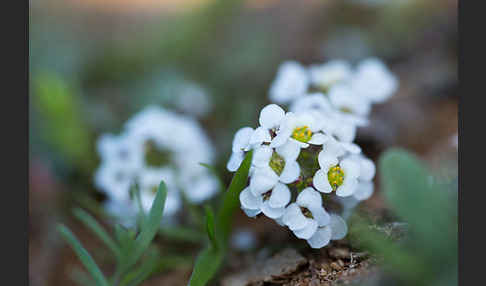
[348,149,457,286]
[31,72,94,171]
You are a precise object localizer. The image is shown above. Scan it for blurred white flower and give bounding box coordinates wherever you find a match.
[174,81,212,117]
[269,61,309,104]
[309,60,352,91]
[231,228,257,251]
[95,105,218,223]
[351,58,398,103]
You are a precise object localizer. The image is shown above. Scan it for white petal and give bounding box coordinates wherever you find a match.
[341,158,360,179]
[249,127,271,147]
[341,142,361,154]
[242,208,261,218]
[307,226,332,249]
[282,203,308,231]
[296,187,322,208]
[249,168,279,196]
[333,123,356,143]
[227,151,244,172]
[232,127,254,153]
[359,157,376,181]
[268,183,291,208]
[276,140,301,162]
[240,187,263,210]
[330,214,348,240]
[252,146,273,168]
[261,201,286,219]
[270,128,292,148]
[279,160,300,184]
[259,104,285,129]
[293,219,318,239]
[308,133,329,145]
[309,205,331,227]
[336,179,358,197]
[322,138,345,157]
[353,181,374,201]
[318,151,339,170]
[313,169,333,193]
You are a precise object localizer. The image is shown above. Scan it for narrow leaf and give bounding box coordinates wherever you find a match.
[57,224,110,286]
[204,206,217,249]
[188,151,253,286]
[124,181,167,270]
[73,208,121,259]
[216,150,253,243]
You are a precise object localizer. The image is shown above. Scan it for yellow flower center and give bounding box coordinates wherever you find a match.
[269,152,286,176]
[327,165,345,191]
[291,126,313,143]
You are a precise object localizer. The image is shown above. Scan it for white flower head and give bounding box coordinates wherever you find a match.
[282,188,330,240]
[271,111,329,149]
[309,60,352,91]
[290,93,360,143]
[351,58,398,103]
[269,61,309,104]
[96,106,218,223]
[328,83,371,127]
[307,213,348,249]
[313,140,362,197]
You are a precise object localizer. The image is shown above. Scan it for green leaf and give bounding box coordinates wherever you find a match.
[187,246,224,286]
[215,150,253,244]
[188,151,253,286]
[124,181,167,270]
[379,149,457,258]
[73,208,121,259]
[57,224,110,286]
[204,206,217,249]
[158,226,205,244]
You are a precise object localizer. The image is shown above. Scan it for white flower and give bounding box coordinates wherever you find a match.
[307,214,348,249]
[282,187,330,240]
[313,143,361,197]
[290,93,359,142]
[240,145,301,219]
[269,61,309,104]
[309,60,352,91]
[328,83,371,126]
[173,81,212,117]
[94,161,134,202]
[270,112,329,149]
[337,154,376,219]
[96,106,218,222]
[227,127,254,172]
[351,58,398,103]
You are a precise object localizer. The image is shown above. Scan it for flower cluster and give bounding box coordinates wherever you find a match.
[227,58,396,248]
[95,106,218,226]
[270,58,398,143]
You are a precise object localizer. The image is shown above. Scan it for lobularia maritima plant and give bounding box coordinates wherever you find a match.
[227,57,397,249]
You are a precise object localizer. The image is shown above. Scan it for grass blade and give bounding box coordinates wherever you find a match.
[216,150,253,244]
[124,181,167,270]
[73,208,121,259]
[204,206,217,249]
[188,151,253,286]
[57,224,110,286]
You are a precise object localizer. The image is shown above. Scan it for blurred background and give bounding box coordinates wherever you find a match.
[29,0,457,285]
